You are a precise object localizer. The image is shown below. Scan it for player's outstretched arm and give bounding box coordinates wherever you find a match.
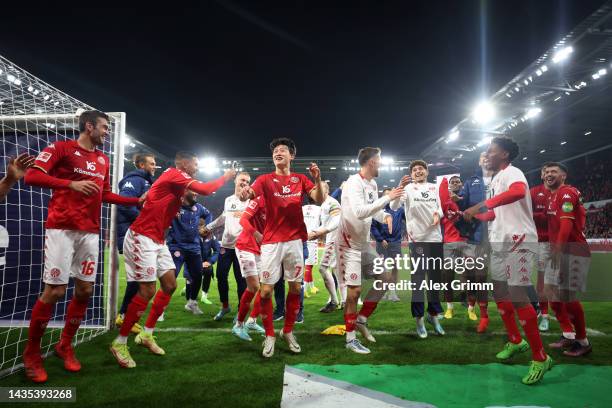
[1,153,35,202]
[188,169,236,196]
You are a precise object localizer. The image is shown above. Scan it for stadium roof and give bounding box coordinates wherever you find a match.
[421,0,612,175]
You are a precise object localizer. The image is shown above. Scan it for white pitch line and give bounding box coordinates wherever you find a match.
[154,327,609,337]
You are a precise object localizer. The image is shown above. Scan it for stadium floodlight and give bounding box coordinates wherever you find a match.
[536,69,542,76]
[540,149,546,154]
[252,167,259,171]
[554,96,562,102]
[592,73,600,80]
[330,166,336,170]
[199,157,219,174]
[524,80,529,85]
[472,101,496,124]
[560,141,567,145]
[381,156,394,165]
[552,46,573,64]
[598,68,607,76]
[447,129,459,142]
[525,107,542,119]
[6,74,16,83]
[523,157,528,160]
[584,131,592,136]
[541,65,548,72]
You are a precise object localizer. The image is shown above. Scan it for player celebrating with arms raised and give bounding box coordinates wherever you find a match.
[110,152,235,368]
[244,137,326,357]
[464,136,552,385]
[23,110,144,382]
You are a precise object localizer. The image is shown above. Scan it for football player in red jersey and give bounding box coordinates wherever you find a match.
[544,162,592,357]
[530,164,552,331]
[22,110,144,383]
[110,152,235,368]
[243,137,326,358]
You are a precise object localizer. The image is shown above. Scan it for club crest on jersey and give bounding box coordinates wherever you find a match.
[147,266,155,276]
[97,156,105,165]
[367,192,374,201]
[562,202,573,213]
[49,268,61,278]
[262,271,270,279]
[36,151,52,162]
[290,176,299,183]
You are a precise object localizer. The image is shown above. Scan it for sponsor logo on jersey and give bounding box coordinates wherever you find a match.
[36,151,52,162]
[74,150,82,156]
[124,181,134,189]
[282,185,291,194]
[290,176,299,183]
[97,156,105,165]
[562,202,573,213]
[86,161,96,171]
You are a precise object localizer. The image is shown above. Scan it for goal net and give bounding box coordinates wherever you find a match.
[0,55,123,377]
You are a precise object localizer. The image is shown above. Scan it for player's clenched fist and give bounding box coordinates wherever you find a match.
[309,162,321,181]
[69,180,100,196]
[223,168,237,181]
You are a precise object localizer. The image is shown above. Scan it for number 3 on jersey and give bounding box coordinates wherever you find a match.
[81,261,96,276]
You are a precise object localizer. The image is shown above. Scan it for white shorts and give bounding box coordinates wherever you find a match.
[320,241,336,268]
[305,241,319,266]
[336,244,379,287]
[544,254,590,292]
[123,229,175,282]
[490,246,535,287]
[537,242,551,272]
[259,239,304,285]
[236,248,261,278]
[43,229,99,285]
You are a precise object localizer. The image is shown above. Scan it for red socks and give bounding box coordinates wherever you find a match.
[358,301,378,319]
[496,301,522,344]
[27,300,53,354]
[237,290,255,323]
[260,297,275,337]
[566,301,587,340]
[304,265,313,283]
[250,291,261,318]
[283,292,301,334]
[144,290,171,329]
[550,301,575,334]
[345,312,357,333]
[517,305,546,362]
[60,297,88,346]
[119,294,149,337]
[478,301,489,318]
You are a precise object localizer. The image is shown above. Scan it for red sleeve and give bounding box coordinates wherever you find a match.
[556,218,573,244]
[250,175,265,198]
[33,142,65,173]
[239,199,259,234]
[187,175,227,196]
[24,168,71,189]
[301,174,315,194]
[475,210,496,221]
[102,191,140,206]
[485,182,526,209]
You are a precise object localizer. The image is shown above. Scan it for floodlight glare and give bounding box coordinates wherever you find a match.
[448,130,459,142]
[472,102,496,124]
[552,46,573,64]
[525,107,542,119]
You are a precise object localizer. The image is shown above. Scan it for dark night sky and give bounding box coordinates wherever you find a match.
[1,1,605,158]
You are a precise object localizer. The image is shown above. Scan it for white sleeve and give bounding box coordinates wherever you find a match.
[372,209,388,224]
[347,179,391,220]
[389,186,408,211]
[206,212,226,230]
[322,210,340,232]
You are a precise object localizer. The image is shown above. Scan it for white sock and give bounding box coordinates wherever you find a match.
[357,315,367,324]
[562,331,576,340]
[115,335,128,344]
[542,313,549,318]
[416,317,424,326]
[468,305,474,312]
[246,316,256,325]
[577,338,589,346]
[346,331,356,342]
[447,302,454,310]
[320,267,338,304]
[144,326,154,335]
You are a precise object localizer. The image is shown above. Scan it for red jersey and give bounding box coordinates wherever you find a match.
[530,184,551,242]
[131,167,198,243]
[251,172,315,244]
[547,184,590,257]
[33,140,111,234]
[439,178,465,243]
[235,196,266,255]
